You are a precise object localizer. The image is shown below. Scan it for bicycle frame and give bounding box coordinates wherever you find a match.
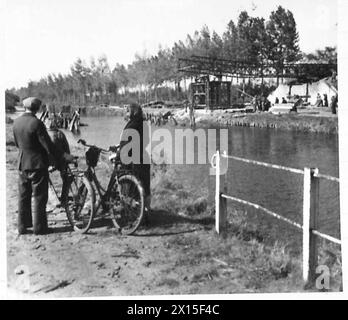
[85,165,119,214]
[48,165,83,205]
[77,139,139,217]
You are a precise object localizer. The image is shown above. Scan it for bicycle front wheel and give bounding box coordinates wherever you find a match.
[109,174,145,235]
[64,174,95,233]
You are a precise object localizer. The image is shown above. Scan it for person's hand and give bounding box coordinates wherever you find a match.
[108,145,119,153]
[48,166,56,173]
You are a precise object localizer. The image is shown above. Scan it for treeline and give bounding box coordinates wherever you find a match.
[5,91,20,112]
[10,6,336,107]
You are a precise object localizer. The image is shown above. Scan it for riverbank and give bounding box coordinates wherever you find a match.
[8,105,125,118]
[172,108,338,134]
[79,106,125,117]
[5,122,342,296]
[10,104,338,134]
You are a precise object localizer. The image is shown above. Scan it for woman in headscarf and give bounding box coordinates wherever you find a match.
[120,102,151,212]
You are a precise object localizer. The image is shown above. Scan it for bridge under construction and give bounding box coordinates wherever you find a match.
[178,55,337,109]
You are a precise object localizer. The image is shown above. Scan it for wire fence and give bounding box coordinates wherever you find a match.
[212,150,341,286]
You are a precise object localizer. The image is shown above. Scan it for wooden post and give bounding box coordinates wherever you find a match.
[303,167,320,286]
[230,77,233,107]
[305,82,309,103]
[220,153,227,233]
[206,77,210,111]
[215,150,220,233]
[215,151,227,235]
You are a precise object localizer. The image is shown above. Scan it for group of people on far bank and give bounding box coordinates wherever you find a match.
[274,93,338,114]
[314,93,338,114]
[251,95,271,112]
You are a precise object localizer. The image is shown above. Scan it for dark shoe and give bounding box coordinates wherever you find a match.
[33,227,52,235]
[18,228,29,235]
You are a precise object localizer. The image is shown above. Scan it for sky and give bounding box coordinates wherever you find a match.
[1,0,338,88]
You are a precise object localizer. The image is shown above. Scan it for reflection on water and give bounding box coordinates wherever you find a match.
[73,116,340,247]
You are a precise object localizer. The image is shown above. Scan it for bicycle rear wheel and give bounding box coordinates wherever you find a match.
[109,174,145,235]
[64,174,95,233]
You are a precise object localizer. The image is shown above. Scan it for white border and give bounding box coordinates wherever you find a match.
[0,0,347,300]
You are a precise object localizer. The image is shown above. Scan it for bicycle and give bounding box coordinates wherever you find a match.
[72,139,145,235]
[48,157,95,234]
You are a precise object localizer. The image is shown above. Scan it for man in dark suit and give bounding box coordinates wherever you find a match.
[13,97,66,235]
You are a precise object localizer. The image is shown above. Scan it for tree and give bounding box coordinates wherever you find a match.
[70,58,91,104]
[236,11,266,63]
[197,25,212,56]
[265,6,301,84]
[265,6,301,65]
[210,31,224,58]
[113,63,129,91]
[222,20,239,60]
[304,46,337,64]
[95,55,111,103]
[5,90,20,112]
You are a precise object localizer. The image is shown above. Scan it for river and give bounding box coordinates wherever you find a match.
[65,115,340,249]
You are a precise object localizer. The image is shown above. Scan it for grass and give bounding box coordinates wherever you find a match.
[5,121,15,146]
[219,113,339,134]
[151,163,342,292]
[164,225,303,292]
[173,109,338,134]
[151,163,209,217]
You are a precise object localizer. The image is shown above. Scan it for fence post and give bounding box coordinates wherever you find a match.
[215,151,227,235]
[215,150,221,234]
[220,151,227,232]
[303,167,320,287]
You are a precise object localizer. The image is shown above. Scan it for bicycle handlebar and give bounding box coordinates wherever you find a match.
[77,139,119,153]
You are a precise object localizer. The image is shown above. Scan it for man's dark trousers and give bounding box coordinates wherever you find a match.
[18,169,49,234]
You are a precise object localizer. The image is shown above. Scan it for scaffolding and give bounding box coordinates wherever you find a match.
[179,55,337,109]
